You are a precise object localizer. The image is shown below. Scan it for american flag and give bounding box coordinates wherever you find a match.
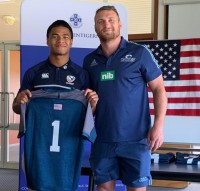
[137,38,200,116]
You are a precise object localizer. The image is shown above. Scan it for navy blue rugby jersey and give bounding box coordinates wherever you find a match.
[20,89,95,191]
[83,37,162,142]
[19,58,89,92]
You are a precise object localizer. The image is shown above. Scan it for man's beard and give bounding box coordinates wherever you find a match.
[97,31,120,43]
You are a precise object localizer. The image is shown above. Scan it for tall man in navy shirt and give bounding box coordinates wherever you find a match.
[83,6,168,191]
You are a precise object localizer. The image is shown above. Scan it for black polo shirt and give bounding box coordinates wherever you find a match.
[19,58,89,92]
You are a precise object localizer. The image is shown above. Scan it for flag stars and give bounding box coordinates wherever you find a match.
[168,71,172,75]
[172,75,176,78]
[137,40,180,81]
[168,63,172,67]
[172,74,176,79]
[163,75,167,79]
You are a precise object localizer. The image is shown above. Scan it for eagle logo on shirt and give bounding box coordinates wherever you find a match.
[66,75,76,85]
[121,54,136,62]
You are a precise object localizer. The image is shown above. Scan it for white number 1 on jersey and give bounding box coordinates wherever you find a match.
[50,120,60,152]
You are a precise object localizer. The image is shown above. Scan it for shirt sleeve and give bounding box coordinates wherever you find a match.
[140,45,162,82]
[18,69,35,92]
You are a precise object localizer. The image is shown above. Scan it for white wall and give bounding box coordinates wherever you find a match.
[168,3,200,39]
[157,0,200,39]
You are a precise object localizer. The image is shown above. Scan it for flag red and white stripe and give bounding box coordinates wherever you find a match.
[139,38,200,116]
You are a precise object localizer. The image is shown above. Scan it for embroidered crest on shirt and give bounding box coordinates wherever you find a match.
[41,73,49,79]
[121,54,136,62]
[66,75,76,85]
[90,59,98,67]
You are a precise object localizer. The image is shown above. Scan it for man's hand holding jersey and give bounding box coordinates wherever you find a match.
[84,89,98,114]
[12,89,32,114]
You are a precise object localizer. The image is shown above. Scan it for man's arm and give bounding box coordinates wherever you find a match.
[147,75,168,151]
[12,89,32,114]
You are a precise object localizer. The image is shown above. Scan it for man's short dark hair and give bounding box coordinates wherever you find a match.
[46,20,73,39]
[95,5,120,20]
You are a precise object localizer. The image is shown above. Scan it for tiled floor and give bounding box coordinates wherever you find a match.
[1,168,199,191]
[147,183,200,191]
[0,169,18,191]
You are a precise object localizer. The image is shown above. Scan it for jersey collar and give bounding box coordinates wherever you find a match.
[96,36,127,55]
[46,58,72,70]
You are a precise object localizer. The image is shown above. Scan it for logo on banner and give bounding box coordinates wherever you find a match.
[20,187,28,190]
[69,13,98,39]
[70,14,82,28]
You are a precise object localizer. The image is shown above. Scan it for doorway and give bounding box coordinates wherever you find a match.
[0,42,20,169]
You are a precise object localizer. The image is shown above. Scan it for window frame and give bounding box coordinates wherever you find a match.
[128,0,159,41]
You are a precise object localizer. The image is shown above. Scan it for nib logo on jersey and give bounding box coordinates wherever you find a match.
[100,71,115,81]
[66,75,76,85]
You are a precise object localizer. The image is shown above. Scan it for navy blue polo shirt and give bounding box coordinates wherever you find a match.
[20,58,89,92]
[83,37,162,142]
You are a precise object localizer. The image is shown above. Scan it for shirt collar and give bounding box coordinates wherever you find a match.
[96,36,127,55]
[46,58,71,70]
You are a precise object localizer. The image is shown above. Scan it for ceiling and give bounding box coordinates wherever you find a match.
[0,0,21,42]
